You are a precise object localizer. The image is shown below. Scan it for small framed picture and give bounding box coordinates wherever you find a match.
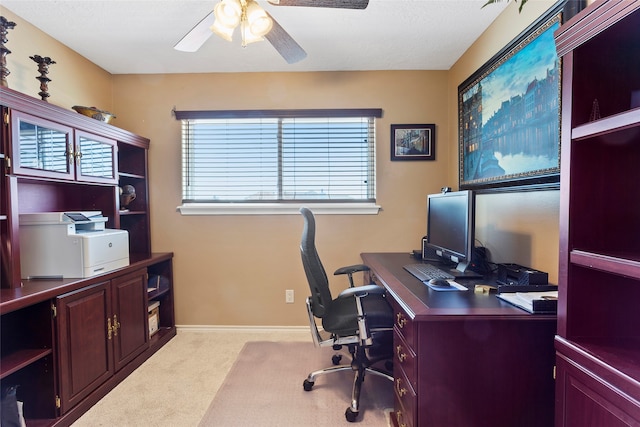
[391,124,435,161]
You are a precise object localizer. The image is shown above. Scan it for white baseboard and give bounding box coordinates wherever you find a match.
[176,325,311,333]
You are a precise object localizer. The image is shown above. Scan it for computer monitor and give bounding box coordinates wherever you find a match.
[426,190,476,274]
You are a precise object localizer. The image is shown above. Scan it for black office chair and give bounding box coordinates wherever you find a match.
[299,207,394,422]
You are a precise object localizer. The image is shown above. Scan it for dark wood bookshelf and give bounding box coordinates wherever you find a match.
[0,87,175,426]
[554,1,640,425]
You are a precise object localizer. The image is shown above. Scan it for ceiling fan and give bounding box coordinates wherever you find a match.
[174,0,369,64]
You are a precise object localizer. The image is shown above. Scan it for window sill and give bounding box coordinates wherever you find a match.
[177,202,381,215]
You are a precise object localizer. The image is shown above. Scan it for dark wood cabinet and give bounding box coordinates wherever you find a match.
[74,129,118,184]
[554,1,640,425]
[57,268,149,413]
[8,110,117,185]
[0,86,151,288]
[0,87,176,426]
[111,268,149,371]
[57,281,113,412]
[10,110,75,181]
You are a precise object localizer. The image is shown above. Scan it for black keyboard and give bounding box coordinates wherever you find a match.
[403,263,455,282]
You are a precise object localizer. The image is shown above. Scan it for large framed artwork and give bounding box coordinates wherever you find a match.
[458,4,564,191]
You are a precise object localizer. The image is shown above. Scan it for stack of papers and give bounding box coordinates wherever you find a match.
[497,291,558,313]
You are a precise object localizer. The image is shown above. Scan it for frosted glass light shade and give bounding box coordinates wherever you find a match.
[246,1,273,37]
[214,0,242,28]
[240,21,264,45]
[211,19,235,41]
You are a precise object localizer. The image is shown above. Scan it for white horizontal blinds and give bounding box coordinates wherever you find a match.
[182,118,280,201]
[281,117,374,201]
[180,110,378,203]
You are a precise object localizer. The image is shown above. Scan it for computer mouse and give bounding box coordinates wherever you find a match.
[428,278,451,287]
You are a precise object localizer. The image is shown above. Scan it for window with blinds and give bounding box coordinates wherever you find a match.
[177,109,381,203]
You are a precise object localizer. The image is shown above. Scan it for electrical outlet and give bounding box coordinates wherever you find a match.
[285,289,294,304]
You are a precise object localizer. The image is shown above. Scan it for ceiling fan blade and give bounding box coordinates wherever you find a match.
[264,12,307,64]
[174,11,215,52]
[267,0,369,9]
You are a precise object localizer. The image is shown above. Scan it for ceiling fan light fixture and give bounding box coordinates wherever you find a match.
[246,1,273,37]
[214,0,242,28]
[210,19,236,42]
[240,21,264,45]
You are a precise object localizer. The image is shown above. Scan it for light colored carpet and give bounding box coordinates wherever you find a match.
[71,329,310,426]
[199,341,393,426]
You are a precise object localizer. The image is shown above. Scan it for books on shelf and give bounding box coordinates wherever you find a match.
[497,291,558,314]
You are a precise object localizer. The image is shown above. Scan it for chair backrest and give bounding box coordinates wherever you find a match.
[300,207,333,319]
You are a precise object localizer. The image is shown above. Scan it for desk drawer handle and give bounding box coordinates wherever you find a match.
[396,410,407,427]
[396,313,407,328]
[396,345,407,362]
[395,378,407,397]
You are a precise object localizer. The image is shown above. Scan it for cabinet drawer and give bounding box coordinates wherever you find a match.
[394,330,417,391]
[394,372,416,427]
[390,298,415,349]
[556,352,640,426]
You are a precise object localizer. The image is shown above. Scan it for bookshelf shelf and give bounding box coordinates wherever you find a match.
[0,348,52,380]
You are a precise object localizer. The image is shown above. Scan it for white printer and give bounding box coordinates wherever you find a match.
[19,211,129,279]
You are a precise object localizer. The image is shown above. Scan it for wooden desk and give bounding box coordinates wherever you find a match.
[361,253,556,427]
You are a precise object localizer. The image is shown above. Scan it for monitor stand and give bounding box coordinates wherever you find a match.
[448,261,482,279]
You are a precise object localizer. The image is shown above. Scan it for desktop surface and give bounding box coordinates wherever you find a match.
[366,253,554,316]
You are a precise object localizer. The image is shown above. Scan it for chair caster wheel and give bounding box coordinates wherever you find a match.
[303,379,314,391]
[332,354,342,365]
[345,407,359,422]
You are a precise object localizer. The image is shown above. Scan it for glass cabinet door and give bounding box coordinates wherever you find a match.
[10,110,74,180]
[75,130,117,184]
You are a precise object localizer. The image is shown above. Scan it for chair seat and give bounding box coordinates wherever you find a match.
[322,293,393,337]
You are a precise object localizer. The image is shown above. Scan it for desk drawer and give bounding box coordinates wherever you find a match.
[390,299,415,349]
[394,330,417,391]
[394,372,416,427]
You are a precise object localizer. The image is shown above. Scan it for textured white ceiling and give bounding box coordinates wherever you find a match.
[0,0,509,74]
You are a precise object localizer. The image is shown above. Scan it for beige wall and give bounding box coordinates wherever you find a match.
[111,71,450,326]
[3,0,562,327]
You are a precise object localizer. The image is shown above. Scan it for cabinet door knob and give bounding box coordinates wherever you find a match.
[113,314,120,336]
[107,317,113,340]
[67,143,75,166]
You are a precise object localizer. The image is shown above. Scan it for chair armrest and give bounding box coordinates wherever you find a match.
[333,264,370,276]
[336,284,386,299]
[335,264,371,288]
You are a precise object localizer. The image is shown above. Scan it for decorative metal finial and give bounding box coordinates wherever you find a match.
[0,16,17,88]
[30,55,56,101]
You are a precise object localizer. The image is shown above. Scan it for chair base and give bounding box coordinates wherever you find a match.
[302,347,393,423]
